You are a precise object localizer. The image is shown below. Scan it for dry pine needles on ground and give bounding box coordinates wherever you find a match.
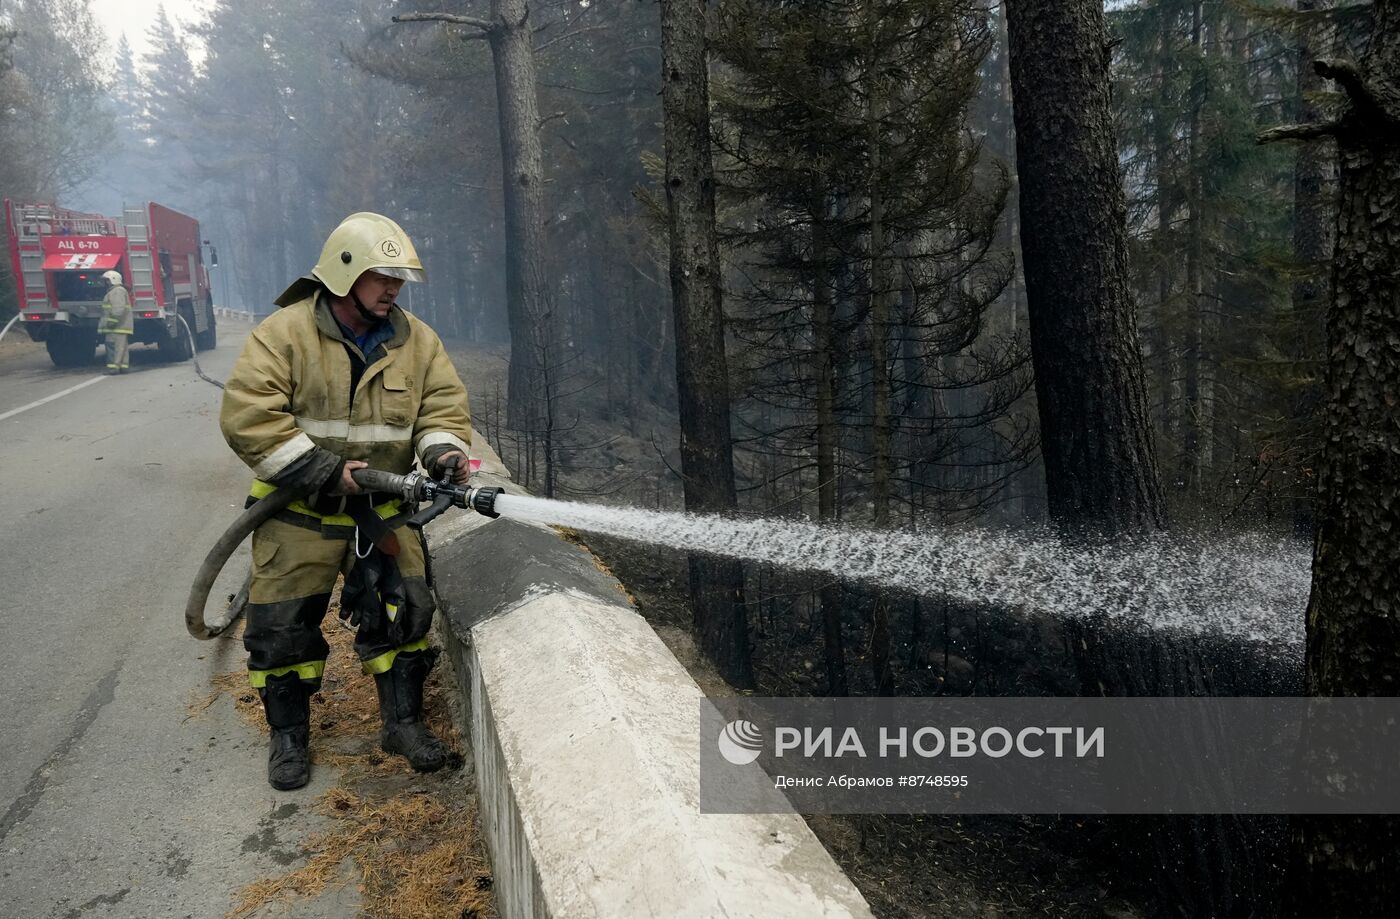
[193,583,495,919]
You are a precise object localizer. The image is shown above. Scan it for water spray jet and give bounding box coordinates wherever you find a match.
[187,464,1308,657]
[484,493,1309,655]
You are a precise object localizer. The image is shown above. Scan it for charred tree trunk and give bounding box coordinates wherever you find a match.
[1151,8,1181,463]
[486,0,555,432]
[1288,4,1400,906]
[996,0,1026,337]
[660,0,753,689]
[1005,5,1249,913]
[1004,0,1167,536]
[1290,0,1336,535]
[1182,2,1209,495]
[813,199,848,697]
[1293,2,1336,313]
[865,3,895,696]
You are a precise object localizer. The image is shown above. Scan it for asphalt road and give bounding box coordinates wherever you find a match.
[0,324,356,918]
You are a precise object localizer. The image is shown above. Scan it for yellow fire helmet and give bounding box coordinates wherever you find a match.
[102,270,123,285]
[275,212,425,307]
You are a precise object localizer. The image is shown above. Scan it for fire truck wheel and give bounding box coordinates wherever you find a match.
[195,312,217,351]
[45,328,96,368]
[159,309,194,362]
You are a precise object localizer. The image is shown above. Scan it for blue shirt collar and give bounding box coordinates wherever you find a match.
[332,312,394,357]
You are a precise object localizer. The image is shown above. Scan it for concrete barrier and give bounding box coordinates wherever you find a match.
[213,307,257,321]
[428,449,873,919]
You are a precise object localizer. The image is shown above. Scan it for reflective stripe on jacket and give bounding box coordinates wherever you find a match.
[219,292,472,483]
[247,478,403,525]
[99,286,133,334]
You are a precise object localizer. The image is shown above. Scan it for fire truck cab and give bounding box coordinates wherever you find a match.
[5,199,217,368]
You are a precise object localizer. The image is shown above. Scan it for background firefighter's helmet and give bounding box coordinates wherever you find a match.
[275,212,424,306]
[102,270,123,285]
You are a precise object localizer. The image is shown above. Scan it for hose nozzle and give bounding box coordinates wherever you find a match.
[468,485,502,519]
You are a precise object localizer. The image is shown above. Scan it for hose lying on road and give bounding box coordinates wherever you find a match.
[185,486,297,639]
[0,313,20,348]
[174,313,225,390]
[0,315,224,389]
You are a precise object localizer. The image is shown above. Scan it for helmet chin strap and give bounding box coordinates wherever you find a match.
[349,288,383,325]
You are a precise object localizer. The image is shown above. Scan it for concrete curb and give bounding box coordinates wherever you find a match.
[427,448,873,919]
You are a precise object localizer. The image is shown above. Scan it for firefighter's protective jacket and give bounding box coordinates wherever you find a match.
[220,291,471,494]
[98,286,133,335]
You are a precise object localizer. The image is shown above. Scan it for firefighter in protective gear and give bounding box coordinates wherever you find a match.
[220,212,472,791]
[98,270,132,373]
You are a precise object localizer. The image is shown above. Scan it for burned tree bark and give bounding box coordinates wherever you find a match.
[660,0,753,688]
[812,200,849,696]
[1292,0,1336,326]
[1004,0,1167,537]
[1301,61,1400,704]
[1005,4,1255,913]
[1289,0,1336,535]
[864,0,894,697]
[1264,4,1400,906]
[1181,0,1213,494]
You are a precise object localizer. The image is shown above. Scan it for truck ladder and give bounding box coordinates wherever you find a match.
[122,205,158,312]
[16,237,48,310]
[12,202,118,237]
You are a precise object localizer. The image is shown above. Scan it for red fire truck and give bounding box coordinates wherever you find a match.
[4,199,217,367]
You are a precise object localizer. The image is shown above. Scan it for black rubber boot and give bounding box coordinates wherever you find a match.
[260,672,311,791]
[374,650,449,772]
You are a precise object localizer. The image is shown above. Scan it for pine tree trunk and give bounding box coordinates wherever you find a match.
[1152,9,1182,467]
[660,0,753,688]
[1003,10,1232,905]
[813,200,848,696]
[488,0,554,431]
[266,129,289,310]
[1293,1,1400,904]
[1004,0,1167,536]
[996,0,1027,339]
[1290,0,1336,535]
[865,0,894,696]
[1293,2,1335,310]
[1182,2,1207,494]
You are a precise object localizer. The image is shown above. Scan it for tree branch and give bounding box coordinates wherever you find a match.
[1257,121,1342,144]
[392,12,494,36]
[1315,56,1400,124]
[1315,58,1367,99]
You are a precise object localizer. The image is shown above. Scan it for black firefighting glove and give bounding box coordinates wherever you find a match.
[339,544,408,642]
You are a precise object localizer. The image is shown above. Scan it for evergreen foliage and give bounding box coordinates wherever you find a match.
[0,0,110,316]
[1110,0,1326,528]
[713,0,1032,525]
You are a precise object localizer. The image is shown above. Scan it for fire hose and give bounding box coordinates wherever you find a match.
[174,313,224,390]
[185,462,501,640]
[0,313,20,348]
[0,313,216,379]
